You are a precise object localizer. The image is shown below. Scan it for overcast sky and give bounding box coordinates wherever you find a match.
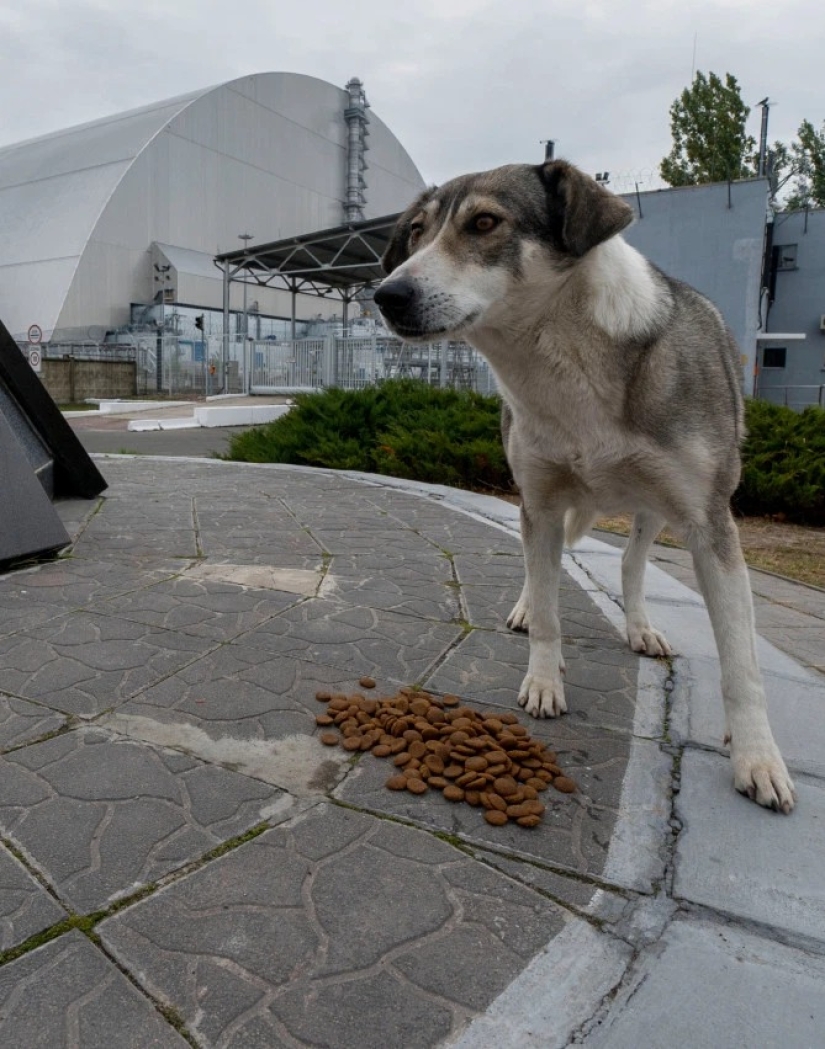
[1,0,823,192]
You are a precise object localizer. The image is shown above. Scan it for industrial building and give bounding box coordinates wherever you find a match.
[0,72,424,346]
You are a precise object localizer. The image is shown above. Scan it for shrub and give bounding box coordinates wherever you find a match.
[734,400,825,525]
[225,384,825,524]
[223,381,514,492]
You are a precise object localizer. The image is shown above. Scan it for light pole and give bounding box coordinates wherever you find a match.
[238,233,253,394]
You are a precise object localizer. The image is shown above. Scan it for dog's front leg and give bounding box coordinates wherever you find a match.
[517,502,567,718]
[689,511,796,813]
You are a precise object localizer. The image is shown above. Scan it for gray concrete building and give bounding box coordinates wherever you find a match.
[757,207,825,407]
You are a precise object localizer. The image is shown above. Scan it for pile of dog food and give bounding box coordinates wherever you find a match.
[315,678,576,829]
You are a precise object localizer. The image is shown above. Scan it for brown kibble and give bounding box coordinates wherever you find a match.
[493,776,519,797]
[554,776,577,793]
[443,784,465,802]
[516,814,541,828]
[342,736,362,752]
[464,790,481,806]
[506,802,533,819]
[359,676,376,689]
[487,793,507,812]
[315,691,332,702]
[527,777,548,791]
[442,694,460,706]
[329,698,349,712]
[386,774,408,790]
[522,785,539,800]
[410,699,430,716]
[464,756,488,772]
[320,733,339,746]
[408,740,427,759]
[428,775,448,789]
[498,712,519,725]
[406,778,428,795]
[443,764,464,779]
[315,714,335,726]
[484,809,509,826]
[424,754,445,774]
[393,752,412,767]
[372,744,392,758]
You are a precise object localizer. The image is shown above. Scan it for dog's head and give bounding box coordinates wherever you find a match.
[374,160,634,341]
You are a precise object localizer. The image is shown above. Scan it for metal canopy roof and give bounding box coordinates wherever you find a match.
[214,212,401,300]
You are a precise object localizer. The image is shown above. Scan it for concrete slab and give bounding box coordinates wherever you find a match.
[100,805,568,1048]
[674,749,825,943]
[0,931,190,1048]
[581,918,825,1049]
[0,843,66,951]
[449,919,632,1048]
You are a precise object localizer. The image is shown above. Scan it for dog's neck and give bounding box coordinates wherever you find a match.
[580,236,671,342]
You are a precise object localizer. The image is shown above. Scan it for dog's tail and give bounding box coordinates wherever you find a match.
[564,508,597,549]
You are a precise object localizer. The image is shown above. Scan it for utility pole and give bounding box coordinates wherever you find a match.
[756,98,771,178]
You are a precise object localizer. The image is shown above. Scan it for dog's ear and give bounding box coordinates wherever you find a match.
[381,187,438,274]
[539,161,633,257]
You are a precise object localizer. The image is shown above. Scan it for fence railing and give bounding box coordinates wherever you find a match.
[754,383,825,410]
[30,333,499,398]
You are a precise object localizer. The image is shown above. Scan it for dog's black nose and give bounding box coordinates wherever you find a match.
[374,278,415,316]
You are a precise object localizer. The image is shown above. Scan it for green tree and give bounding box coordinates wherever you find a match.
[783,119,825,209]
[660,71,757,186]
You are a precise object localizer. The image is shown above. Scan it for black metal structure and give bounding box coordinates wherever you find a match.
[0,319,107,566]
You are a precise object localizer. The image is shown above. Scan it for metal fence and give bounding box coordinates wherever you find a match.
[35,333,499,398]
[754,383,825,410]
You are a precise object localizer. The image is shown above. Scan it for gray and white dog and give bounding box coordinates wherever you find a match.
[374,159,795,814]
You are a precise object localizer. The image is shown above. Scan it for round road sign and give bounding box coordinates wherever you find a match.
[27,324,43,344]
[28,348,42,372]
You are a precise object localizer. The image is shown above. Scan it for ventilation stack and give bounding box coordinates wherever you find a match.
[344,78,370,223]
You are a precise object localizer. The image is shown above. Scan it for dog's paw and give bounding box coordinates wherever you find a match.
[507,599,530,633]
[731,744,796,814]
[627,619,672,658]
[518,673,567,718]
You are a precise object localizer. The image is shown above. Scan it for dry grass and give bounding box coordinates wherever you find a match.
[595,514,825,590]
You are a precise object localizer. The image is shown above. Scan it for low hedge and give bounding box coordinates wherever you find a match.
[734,400,825,526]
[224,380,513,492]
[224,383,825,525]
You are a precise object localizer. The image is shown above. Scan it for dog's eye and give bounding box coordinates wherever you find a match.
[409,223,424,247]
[471,213,500,233]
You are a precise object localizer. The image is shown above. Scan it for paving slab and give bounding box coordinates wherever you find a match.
[0,729,282,911]
[581,918,825,1049]
[674,749,825,943]
[0,931,190,1048]
[99,804,568,1049]
[0,843,66,951]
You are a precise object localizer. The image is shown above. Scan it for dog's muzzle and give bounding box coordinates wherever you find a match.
[373,277,417,328]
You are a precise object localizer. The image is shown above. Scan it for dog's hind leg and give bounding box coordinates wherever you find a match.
[507,578,530,632]
[516,503,567,718]
[687,509,795,813]
[622,511,673,657]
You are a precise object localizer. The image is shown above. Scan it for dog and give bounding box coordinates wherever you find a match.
[373,159,795,814]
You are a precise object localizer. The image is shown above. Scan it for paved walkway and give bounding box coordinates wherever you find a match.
[0,455,823,1047]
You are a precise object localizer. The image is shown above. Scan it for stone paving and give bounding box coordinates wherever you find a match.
[0,455,823,1048]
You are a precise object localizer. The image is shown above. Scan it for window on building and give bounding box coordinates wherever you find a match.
[774,244,798,271]
[762,346,787,369]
